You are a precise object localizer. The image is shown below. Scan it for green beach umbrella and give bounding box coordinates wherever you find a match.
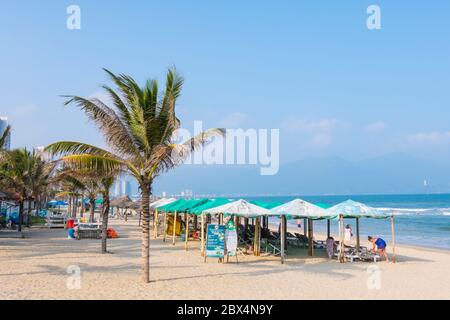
[189,198,231,215]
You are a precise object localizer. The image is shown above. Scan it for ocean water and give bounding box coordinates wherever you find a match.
[245,194,450,250]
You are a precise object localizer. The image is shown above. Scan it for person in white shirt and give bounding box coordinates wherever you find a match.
[344,224,353,244]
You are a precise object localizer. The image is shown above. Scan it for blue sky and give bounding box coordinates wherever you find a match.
[1,0,450,164]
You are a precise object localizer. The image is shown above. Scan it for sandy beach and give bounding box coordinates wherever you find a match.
[1,217,449,300]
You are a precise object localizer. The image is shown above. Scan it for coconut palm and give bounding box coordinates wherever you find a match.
[55,169,102,222]
[46,68,224,282]
[0,148,52,231]
[99,175,115,253]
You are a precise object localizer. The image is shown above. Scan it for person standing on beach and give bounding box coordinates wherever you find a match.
[368,236,389,262]
[344,224,353,244]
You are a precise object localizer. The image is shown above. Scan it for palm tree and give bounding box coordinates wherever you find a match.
[99,175,115,253]
[46,68,224,282]
[0,148,52,231]
[0,125,11,150]
[55,169,102,222]
[55,166,117,253]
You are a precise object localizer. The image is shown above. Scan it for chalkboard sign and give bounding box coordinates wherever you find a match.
[206,224,225,258]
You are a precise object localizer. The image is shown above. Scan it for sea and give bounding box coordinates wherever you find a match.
[244,194,450,251]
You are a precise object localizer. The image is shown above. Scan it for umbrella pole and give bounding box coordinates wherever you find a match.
[163,211,167,242]
[172,211,177,246]
[327,219,331,238]
[303,218,307,236]
[201,213,205,257]
[153,208,158,239]
[356,217,360,252]
[308,219,313,256]
[339,215,345,263]
[280,215,285,264]
[185,213,189,251]
[391,214,396,263]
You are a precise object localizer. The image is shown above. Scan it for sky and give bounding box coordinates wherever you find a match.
[1,0,450,168]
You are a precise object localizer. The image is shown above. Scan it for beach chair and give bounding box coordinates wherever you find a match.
[358,248,380,262]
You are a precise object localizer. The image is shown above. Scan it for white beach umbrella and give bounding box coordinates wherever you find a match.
[150,197,177,209]
[328,200,387,219]
[271,198,336,220]
[203,199,271,218]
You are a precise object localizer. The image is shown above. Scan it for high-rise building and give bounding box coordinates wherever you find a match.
[0,116,11,150]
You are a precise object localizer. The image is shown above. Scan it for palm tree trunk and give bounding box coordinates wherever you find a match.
[141,183,151,283]
[101,194,110,254]
[89,198,95,222]
[18,200,24,232]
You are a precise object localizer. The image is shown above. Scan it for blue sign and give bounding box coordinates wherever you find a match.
[206,224,225,258]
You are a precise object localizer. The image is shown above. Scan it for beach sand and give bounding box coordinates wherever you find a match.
[0,218,449,300]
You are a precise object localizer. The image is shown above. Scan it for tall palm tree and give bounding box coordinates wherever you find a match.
[99,175,115,254]
[0,125,11,150]
[46,68,224,282]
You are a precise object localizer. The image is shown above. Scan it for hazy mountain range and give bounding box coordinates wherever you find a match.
[148,153,450,196]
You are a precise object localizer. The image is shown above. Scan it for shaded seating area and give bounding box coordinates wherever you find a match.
[149,197,397,265]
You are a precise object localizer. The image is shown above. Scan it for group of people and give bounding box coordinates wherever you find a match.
[300,222,389,262]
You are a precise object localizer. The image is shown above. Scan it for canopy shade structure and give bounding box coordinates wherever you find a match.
[203,199,271,218]
[328,200,388,219]
[315,202,332,209]
[173,198,209,213]
[250,200,284,210]
[157,199,187,212]
[271,199,336,220]
[189,198,231,215]
[149,198,176,209]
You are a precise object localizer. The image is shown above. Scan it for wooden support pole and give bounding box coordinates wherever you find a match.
[391,214,396,263]
[244,218,249,240]
[172,211,177,245]
[162,211,167,242]
[339,215,345,263]
[280,215,286,264]
[327,219,331,238]
[254,217,261,256]
[201,213,205,257]
[303,218,307,236]
[185,213,189,251]
[153,208,158,239]
[356,217,360,252]
[308,219,314,256]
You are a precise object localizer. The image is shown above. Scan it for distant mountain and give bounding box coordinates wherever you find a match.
[151,153,450,196]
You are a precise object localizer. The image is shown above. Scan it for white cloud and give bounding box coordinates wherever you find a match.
[282,118,348,147]
[219,112,248,128]
[407,131,450,145]
[365,121,387,132]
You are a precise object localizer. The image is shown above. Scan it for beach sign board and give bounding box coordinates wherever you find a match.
[225,219,237,257]
[206,224,225,258]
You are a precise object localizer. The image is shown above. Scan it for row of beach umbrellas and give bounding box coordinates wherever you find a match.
[151,197,388,220]
[150,197,396,264]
